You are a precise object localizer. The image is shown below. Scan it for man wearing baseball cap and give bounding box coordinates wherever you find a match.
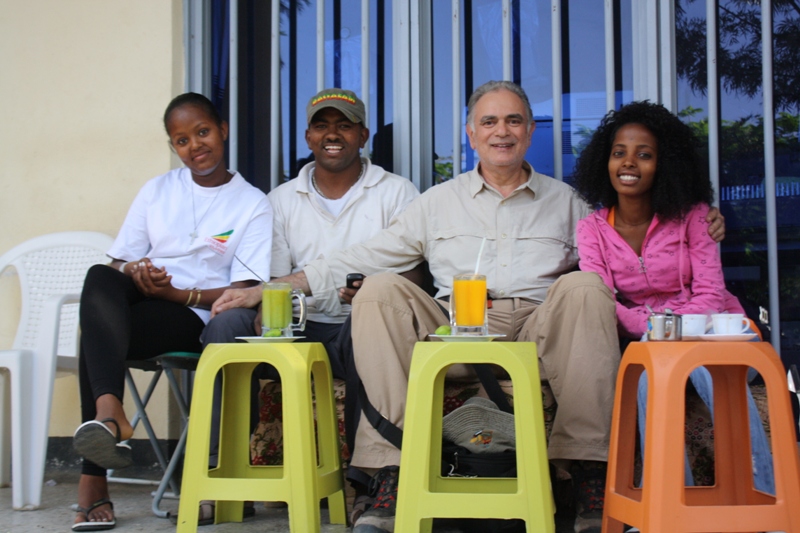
[306,87,367,124]
[257,87,419,371]
[205,87,418,368]
[198,89,418,523]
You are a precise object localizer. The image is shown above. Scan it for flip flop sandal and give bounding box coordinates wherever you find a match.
[72,498,116,531]
[73,418,133,470]
[170,500,256,526]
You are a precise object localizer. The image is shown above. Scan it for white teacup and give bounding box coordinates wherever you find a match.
[681,314,708,337]
[710,313,749,335]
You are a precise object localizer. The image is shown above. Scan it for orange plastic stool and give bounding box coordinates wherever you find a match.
[603,341,800,533]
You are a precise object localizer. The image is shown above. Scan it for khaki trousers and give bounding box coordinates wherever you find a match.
[350,271,620,468]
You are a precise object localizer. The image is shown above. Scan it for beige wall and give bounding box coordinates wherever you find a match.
[0,1,185,438]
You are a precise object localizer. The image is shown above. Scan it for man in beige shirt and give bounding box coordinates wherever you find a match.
[212,80,725,533]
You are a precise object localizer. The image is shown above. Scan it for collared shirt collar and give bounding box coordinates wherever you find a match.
[468,160,536,198]
[298,157,374,195]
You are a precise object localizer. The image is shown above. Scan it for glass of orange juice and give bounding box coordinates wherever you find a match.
[450,273,488,336]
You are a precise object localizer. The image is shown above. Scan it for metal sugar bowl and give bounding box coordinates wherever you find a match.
[647,308,683,341]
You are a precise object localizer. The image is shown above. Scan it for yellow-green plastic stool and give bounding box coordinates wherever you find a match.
[394,342,554,533]
[174,342,346,532]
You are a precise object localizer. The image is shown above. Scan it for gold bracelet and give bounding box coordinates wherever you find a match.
[193,289,202,308]
[184,290,194,306]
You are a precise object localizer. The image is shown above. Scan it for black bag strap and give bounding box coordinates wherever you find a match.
[358,379,404,449]
[472,364,513,414]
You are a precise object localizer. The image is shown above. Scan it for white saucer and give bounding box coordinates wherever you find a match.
[696,333,758,342]
[235,336,305,344]
[428,334,506,343]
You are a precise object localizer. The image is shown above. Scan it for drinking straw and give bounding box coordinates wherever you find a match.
[234,254,267,283]
[474,237,487,276]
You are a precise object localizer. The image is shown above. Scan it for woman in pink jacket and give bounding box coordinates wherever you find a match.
[572,101,774,492]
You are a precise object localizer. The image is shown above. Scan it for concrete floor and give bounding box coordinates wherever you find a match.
[0,468,576,532]
[0,469,349,533]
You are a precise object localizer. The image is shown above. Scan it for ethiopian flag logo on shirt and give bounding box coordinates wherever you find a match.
[211,230,233,243]
[205,230,233,255]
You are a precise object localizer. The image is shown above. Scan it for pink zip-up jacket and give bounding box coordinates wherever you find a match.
[576,202,743,338]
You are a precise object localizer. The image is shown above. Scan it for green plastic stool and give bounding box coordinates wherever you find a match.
[394,341,554,533]
[174,342,346,532]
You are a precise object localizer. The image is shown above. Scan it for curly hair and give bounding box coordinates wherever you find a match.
[572,100,713,220]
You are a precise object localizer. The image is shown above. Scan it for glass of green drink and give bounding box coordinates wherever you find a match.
[261,282,307,337]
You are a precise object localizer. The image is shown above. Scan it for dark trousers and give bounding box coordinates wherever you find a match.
[78,264,204,476]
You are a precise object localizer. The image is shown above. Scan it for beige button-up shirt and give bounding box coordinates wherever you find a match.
[304,163,592,317]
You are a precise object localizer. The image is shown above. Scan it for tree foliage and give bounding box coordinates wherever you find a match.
[676,0,800,113]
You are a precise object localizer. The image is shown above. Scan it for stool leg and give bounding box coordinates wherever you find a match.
[395,361,444,533]
[603,363,643,533]
[417,366,446,533]
[646,355,694,530]
[310,359,346,525]
[0,368,10,489]
[282,359,322,533]
[175,356,222,532]
[707,365,754,505]
[215,362,258,523]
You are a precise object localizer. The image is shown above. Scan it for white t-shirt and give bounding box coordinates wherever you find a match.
[108,167,273,323]
[312,172,365,217]
[268,157,419,323]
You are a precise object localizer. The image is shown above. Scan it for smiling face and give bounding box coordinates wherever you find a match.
[466,89,535,172]
[166,104,229,184]
[305,107,369,176]
[607,123,658,200]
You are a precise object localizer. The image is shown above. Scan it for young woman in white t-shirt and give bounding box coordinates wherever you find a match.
[71,93,272,531]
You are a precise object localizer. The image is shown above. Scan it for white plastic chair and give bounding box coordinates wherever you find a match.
[0,231,113,510]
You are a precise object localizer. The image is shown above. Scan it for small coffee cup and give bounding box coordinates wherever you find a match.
[681,314,708,337]
[710,313,749,335]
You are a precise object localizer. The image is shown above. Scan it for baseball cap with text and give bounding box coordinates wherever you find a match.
[306,88,366,125]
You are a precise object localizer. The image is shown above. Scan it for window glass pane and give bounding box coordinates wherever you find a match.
[431,1,633,183]
[431,0,458,183]
[520,1,556,179]
[563,0,633,185]
[280,1,318,181]
[369,1,393,171]
[676,0,800,356]
[280,0,394,180]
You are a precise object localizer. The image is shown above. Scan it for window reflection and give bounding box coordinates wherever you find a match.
[676,0,800,356]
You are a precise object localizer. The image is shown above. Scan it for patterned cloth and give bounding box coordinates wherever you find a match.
[249,379,770,486]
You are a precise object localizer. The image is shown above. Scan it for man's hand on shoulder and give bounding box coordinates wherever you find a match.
[706,207,726,243]
[211,285,262,317]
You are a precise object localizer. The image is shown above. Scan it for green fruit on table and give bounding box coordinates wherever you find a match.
[434,325,451,335]
[263,329,282,338]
